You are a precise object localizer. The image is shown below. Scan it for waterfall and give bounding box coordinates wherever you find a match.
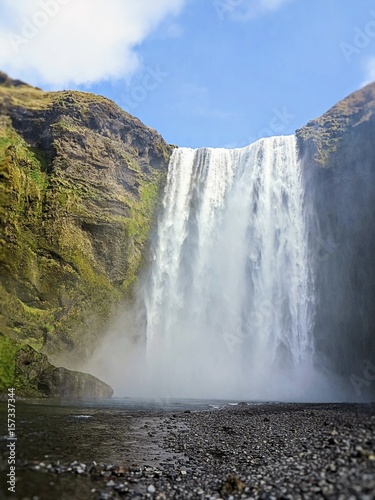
[141,135,318,400]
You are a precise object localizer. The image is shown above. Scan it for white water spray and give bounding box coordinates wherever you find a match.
[141,135,318,400]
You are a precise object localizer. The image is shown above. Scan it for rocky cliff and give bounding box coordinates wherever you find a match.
[296,83,375,399]
[0,72,173,395]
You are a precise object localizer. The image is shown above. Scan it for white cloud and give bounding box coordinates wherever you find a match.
[361,56,375,87]
[0,0,186,88]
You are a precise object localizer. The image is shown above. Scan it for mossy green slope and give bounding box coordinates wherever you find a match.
[0,71,173,375]
[296,82,375,168]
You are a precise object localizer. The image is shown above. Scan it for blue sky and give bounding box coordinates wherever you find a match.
[1,0,375,148]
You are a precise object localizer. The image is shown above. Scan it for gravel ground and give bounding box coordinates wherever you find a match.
[2,403,375,499]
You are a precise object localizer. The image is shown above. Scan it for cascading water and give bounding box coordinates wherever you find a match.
[142,135,318,400]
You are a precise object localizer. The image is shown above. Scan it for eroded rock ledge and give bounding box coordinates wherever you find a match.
[1,334,113,398]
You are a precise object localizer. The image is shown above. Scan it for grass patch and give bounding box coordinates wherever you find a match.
[0,334,18,389]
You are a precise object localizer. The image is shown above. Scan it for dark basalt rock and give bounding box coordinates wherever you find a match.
[0,333,113,398]
[296,83,375,398]
[15,344,113,398]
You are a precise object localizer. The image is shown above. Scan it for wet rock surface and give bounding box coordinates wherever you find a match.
[296,83,375,399]
[1,402,375,499]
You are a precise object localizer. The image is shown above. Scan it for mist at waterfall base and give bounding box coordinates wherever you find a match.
[86,135,374,402]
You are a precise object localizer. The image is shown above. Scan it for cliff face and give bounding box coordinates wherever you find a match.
[296,83,375,398]
[0,71,173,383]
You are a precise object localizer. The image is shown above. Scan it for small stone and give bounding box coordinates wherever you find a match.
[219,475,246,496]
[113,466,127,476]
[148,484,156,493]
[106,479,116,487]
[328,437,338,445]
[86,463,96,474]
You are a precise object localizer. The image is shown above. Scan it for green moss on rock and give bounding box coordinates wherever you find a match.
[296,83,375,169]
[0,334,113,397]
[0,334,19,389]
[0,72,173,376]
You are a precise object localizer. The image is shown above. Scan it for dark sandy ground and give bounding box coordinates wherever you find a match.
[1,402,375,499]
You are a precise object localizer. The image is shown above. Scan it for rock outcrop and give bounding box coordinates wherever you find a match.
[0,71,172,395]
[296,83,375,398]
[0,333,113,398]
